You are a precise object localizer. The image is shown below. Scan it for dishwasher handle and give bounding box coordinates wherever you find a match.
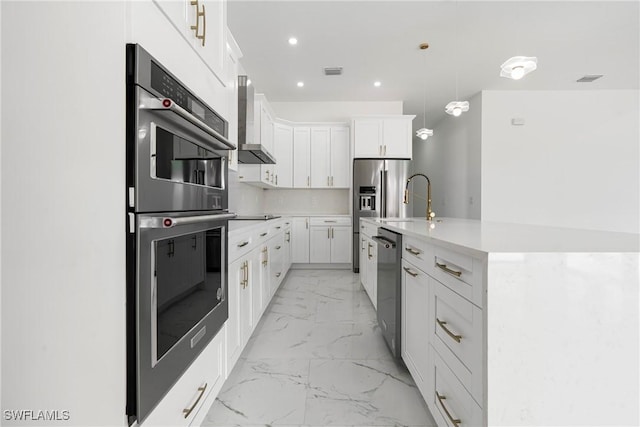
[372,235,396,249]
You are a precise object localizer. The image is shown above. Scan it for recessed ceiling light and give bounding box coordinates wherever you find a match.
[374,81,381,87]
[297,81,304,87]
[288,37,298,45]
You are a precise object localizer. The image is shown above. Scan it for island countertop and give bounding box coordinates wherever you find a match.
[362,217,639,254]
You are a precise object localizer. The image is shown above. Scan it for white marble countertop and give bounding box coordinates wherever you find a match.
[363,217,639,254]
[229,217,290,233]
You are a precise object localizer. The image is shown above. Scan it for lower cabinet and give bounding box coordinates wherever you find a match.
[142,328,226,427]
[291,217,310,263]
[401,259,429,398]
[309,217,352,264]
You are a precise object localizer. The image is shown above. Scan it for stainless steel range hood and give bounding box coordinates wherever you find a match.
[237,76,276,164]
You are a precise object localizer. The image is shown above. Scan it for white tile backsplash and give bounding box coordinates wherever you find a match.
[264,189,349,215]
[228,171,265,215]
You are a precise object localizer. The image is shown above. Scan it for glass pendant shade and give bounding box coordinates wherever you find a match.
[416,128,433,140]
[500,56,538,80]
[445,101,469,116]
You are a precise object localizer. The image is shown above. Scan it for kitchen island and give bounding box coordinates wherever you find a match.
[362,217,639,427]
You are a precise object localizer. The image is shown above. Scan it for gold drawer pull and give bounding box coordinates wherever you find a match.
[237,241,249,248]
[437,318,462,343]
[260,232,268,237]
[436,391,461,427]
[403,266,418,277]
[275,245,281,250]
[436,262,462,277]
[275,272,281,278]
[183,383,208,418]
[405,247,421,256]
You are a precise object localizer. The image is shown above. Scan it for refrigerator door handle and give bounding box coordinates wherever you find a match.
[380,169,387,218]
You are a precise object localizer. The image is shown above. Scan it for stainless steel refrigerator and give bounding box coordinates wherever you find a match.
[352,159,410,272]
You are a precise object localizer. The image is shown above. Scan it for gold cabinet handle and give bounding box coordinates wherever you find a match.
[260,232,268,237]
[327,176,330,186]
[275,174,278,186]
[330,176,334,186]
[405,247,421,256]
[285,231,290,242]
[307,176,310,187]
[276,245,281,250]
[183,383,208,418]
[368,243,373,259]
[237,241,249,248]
[379,145,382,156]
[275,272,281,278]
[327,227,330,239]
[403,266,418,277]
[276,226,281,230]
[383,145,387,156]
[436,262,463,278]
[189,0,204,43]
[435,391,461,427]
[305,218,308,229]
[331,227,334,239]
[265,170,270,181]
[361,238,366,250]
[437,318,462,343]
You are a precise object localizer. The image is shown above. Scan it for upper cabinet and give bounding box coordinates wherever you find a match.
[293,127,311,188]
[353,115,415,159]
[273,123,293,188]
[310,126,350,189]
[153,0,227,82]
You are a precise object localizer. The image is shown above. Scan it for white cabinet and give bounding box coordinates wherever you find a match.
[401,259,430,399]
[309,217,352,264]
[143,327,226,427]
[283,221,292,273]
[153,0,227,83]
[273,123,293,188]
[360,220,378,308]
[225,29,242,172]
[293,127,311,188]
[310,126,350,188]
[353,116,414,159]
[291,217,310,263]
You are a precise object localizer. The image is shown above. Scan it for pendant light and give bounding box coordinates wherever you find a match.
[416,43,434,140]
[445,0,469,117]
[500,56,538,80]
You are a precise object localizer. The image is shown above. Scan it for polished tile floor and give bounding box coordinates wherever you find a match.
[203,269,436,427]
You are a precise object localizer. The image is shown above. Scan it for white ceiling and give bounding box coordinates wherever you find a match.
[227,1,639,128]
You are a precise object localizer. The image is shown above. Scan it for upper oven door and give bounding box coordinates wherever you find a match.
[133,86,233,213]
[136,211,233,422]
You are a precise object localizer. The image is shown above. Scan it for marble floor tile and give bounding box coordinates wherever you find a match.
[203,269,436,427]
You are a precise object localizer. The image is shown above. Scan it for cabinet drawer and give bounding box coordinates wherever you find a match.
[360,220,377,238]
[402,236,433,274]
[142,328,226,427]
[431,280,483,404]
[270,221,285,235]
[229,232,253,262]
[432,245,484,308]
[254,226,272,245]
[310,216,351,226]
[429,346,483,427]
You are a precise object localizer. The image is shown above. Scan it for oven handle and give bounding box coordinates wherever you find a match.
[140,93,236,151]
[140,213,237,229]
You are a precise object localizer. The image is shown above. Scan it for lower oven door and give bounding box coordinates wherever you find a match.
[135,211,233,423]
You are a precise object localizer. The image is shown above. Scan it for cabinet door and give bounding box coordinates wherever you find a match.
[249,247,263,327]
[330,226,352,263]
[293,127,311,188]
[226,257,243,372]
[260,103,274,154]
[401,260,429,394]
[366,238,378,310]
[274,124,294,188]
[310,127,330,188]
[330,127,350,188]
[225,40,239,172]
[238,257,253,346]
[383,117,412,159]
[196,0,227,81]
[309,226,331,263]
[154,0,190,42]
[283,226,292,273]
[259,244,270,312]
[359,236,368,287]
[353,119,383,158]
[291,217,310,263]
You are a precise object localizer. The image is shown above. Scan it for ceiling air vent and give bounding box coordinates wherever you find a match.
[576,75,603,83]
[323,67,343,76]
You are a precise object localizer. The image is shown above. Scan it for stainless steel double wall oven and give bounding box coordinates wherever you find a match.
[126,44,235,424]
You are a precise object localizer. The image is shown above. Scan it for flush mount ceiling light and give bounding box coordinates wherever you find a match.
[445,101,469,117]
[374,81,381,87]
[445,0,469,118]
[500,56,538,80]
[288,37,298,45]
[416,43,434,140]
[296,81,304,87]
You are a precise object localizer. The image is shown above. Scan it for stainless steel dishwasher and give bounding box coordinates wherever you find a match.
[373,227,402,359]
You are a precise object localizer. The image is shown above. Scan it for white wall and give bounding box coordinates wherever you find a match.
[481,90,639,233]
[270,101,403,122]
[411,93,482,220]
[228,171,266,214]
[2,2,127,425]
